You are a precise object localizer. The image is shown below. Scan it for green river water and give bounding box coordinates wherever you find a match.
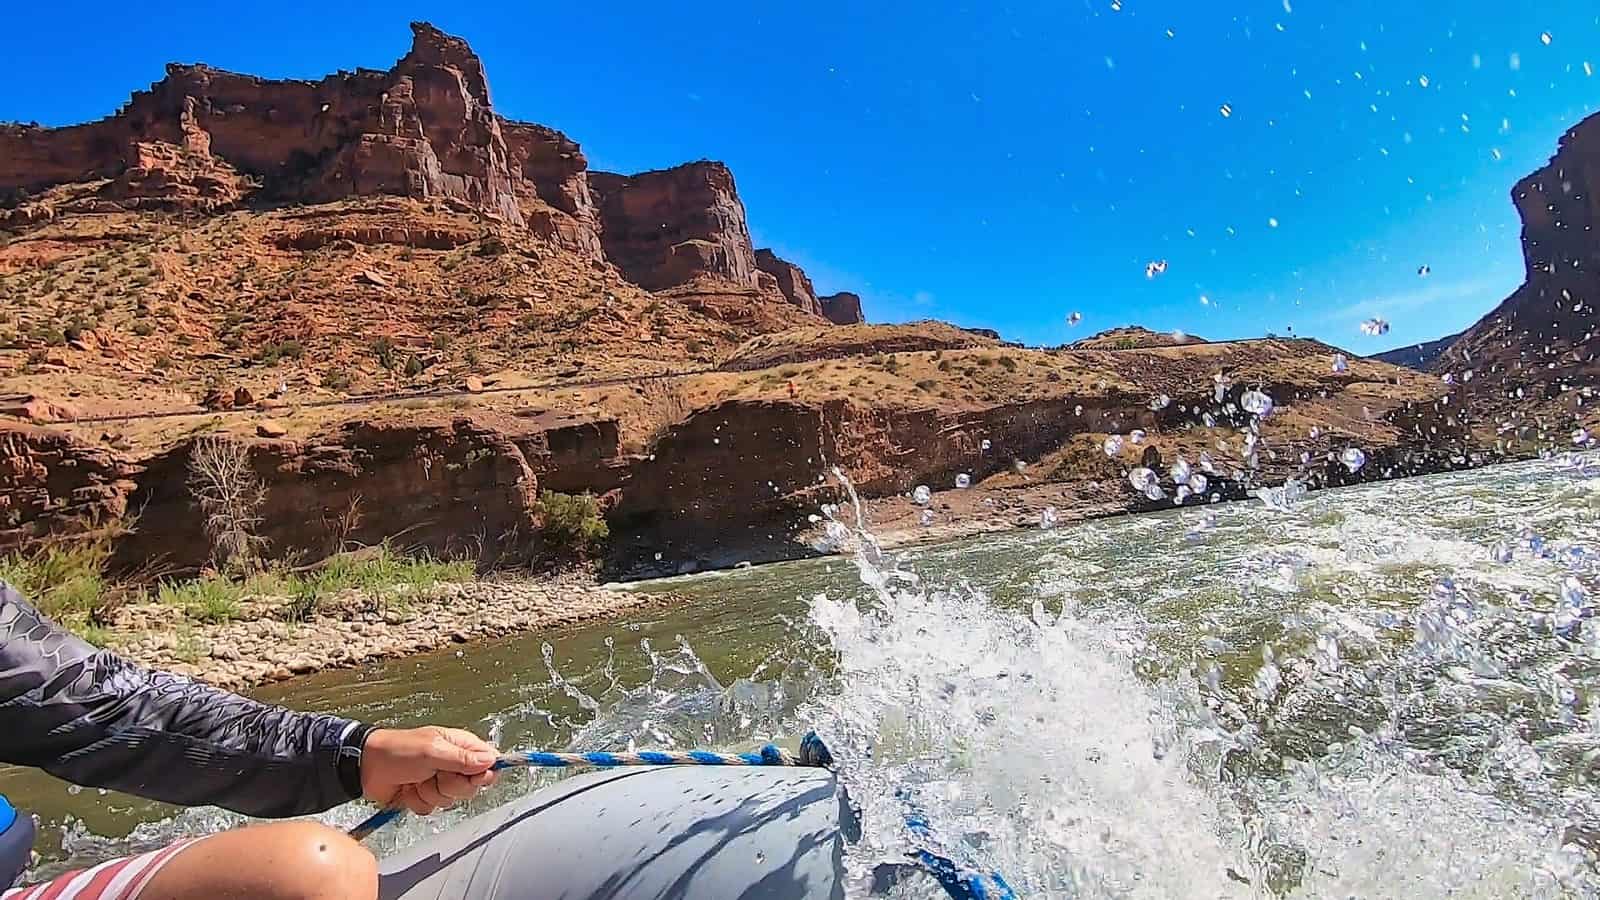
[5,454,1600,897]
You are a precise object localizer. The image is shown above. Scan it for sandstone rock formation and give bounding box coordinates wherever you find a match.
[820,291,865,325]
[1,24,521,222]
[501,120,603,258]
[589,162,763,290]
[1433,112,1600,429]
[0,22,863,325]
[754,249,823,316]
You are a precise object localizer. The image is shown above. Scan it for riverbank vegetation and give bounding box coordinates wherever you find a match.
[0,540,473,641]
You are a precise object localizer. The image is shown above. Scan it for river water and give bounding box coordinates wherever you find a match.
[5,454,1599,897]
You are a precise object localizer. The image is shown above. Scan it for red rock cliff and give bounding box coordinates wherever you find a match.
[0,23,861,325]
[0,23,525,223]
[589,162,762,290]
[820,291,865,325]
[1436,111,1600,424]
[754,249,823,316]
[501,120,604,258]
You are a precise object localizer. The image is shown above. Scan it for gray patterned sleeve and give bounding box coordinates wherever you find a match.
[0,581,362,817]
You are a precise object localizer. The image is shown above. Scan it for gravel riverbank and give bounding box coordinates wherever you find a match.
[110,575,679,690]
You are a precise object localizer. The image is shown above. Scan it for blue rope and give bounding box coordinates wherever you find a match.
[346,732,1020,898]
[347,742,803,839]
[906,811,1019,900]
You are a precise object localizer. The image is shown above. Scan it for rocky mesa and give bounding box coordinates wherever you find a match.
[0,22,850,328]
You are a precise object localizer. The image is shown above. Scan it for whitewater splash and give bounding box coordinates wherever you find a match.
[793,460,1600,897]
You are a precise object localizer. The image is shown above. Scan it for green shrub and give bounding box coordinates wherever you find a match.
[158,576,242,624]
[0,543,109,626]
[372,337,397,370]
[323,368,353,392]
[256,339,304,366]
[998,355,1018,371]
[281,582,324,623]
[27,323,65,346]
[536,491,609,559]
[402,353,425,377]
[306,545,472,597]
[131,319,155,337]
[684,338,704,356]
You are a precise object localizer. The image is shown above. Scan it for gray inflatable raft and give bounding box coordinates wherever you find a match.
[378,766,847,900]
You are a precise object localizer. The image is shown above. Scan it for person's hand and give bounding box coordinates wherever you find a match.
[359,726,499,815]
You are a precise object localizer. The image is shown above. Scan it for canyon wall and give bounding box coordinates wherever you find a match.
[589,162,762,290]
[1432,112,1600,425]
[0,22,862,324]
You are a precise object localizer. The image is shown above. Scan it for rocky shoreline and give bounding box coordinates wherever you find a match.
[110,575,679,690]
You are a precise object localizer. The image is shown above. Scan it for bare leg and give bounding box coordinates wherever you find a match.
[137,821,377,900]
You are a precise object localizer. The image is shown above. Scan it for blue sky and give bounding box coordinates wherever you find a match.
[6,1,1599,352]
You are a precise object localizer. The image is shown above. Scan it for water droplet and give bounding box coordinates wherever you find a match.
[1067,311,1083,326]
[1170,457,1192,483]
[980,438,992,452]
[1490,541,1514,563]
[912,485,932,505]
[1144,482,1166,501]
[67,784,82,795]
[1360,317,1391,336]
[1541,31,1553,46]
[1241,389,1274,416]
[1338,447,1367,473]
[1219,103,1233,118]
[1188,473,1209,494]
[1129,429,1147,444]
[1145,259,1168,279]
[1150,394,1171,411]
[824,520,850,546]
[1267,217,1279,228]
[1103,435,1124,456]
[919,509,935,526]
[1417,264,1431,277]
[1418,74,1431,88]
[1014,460,1028,474]
[1332,353,1348,374]
[1573,427,1591,446]
[955,473,972,489]
[1040,506,1059,528]
[1128,467,1158,492]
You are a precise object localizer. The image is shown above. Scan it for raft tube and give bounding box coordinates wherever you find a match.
[378,766,847,900]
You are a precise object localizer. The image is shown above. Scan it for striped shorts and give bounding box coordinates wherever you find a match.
[2,839,200,900]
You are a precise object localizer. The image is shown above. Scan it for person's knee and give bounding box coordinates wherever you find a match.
[258,821,378,900]
[137,820,377,900]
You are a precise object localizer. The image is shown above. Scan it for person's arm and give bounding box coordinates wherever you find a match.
[0,580,359,817]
